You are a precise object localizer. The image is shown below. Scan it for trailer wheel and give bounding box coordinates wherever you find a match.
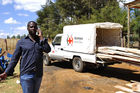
[72,57,85,72]
[43,53,51,66]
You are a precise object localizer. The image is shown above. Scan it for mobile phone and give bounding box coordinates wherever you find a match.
[36,26,39,35]
[36,32,39,35]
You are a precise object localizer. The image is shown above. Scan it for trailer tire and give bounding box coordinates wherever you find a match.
[72,57,85,72]
[43,53,51,66]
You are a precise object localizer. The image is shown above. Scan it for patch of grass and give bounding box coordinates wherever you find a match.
[0,63,22,93]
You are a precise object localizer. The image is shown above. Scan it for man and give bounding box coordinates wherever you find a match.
[0,21,51,93]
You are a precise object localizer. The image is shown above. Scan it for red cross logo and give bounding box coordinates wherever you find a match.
[67,35,73,45]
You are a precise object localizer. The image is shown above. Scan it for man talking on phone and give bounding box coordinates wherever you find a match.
[0,21,51,93]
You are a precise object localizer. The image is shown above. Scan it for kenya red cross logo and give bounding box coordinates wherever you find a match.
[67,35,73,45]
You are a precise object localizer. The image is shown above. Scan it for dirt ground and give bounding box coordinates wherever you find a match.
[39,61,140,93]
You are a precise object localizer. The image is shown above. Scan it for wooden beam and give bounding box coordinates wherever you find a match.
[97,53,140,63]
[127,6,130,48]
[115,85,133,93]
[98,46,140,55]
[97,49,140,59]
[125,0,140,8]
[128,3,140,8]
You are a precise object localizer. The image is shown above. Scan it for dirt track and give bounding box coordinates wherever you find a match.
[40,61,140,93]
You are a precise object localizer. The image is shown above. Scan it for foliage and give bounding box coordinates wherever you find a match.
[11,35,16,39]
[130,9,140,41]
[7,35,10,39]
[37,1,61,39]
[16,34,20,39]
[99,1,127,31]
[7,34,27,39]
[36,0,139,41]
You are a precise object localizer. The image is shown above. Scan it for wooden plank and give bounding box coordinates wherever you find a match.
[132,83,140,92]
[97,49,140,59]
[127,6,130,48]
[131,80,140,83]
[126,83,140,92]
[97,46,140,66]
[97,53,140,63]
[116,91,126,93]
[96,53,113,59]
[98,46,140,55]
[126,83,133,88]
[115,85,133,93]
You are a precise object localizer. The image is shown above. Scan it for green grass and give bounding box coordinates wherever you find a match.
[0,63,22,93]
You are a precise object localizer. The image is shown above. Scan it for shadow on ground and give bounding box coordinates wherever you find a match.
[47,61,140,82]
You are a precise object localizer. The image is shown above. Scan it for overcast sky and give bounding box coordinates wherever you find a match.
[0,0,134,38]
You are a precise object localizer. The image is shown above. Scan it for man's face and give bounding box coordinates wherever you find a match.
[27,22,38,36]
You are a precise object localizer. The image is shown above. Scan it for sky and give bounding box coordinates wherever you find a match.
[0,0,134,38]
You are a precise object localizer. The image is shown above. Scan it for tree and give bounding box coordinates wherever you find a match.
[11,35,16,39]
[130,8,140,47]
[36,0,128,40]
[99,1,127,31]
[16,34,21,39]
[20,34,27,38]
[7,35,10,39]
[37,1,61,39]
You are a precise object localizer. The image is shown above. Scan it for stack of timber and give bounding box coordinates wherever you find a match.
[96,46,140,66]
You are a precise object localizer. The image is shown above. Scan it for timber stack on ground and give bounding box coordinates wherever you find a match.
[96,46,140,66]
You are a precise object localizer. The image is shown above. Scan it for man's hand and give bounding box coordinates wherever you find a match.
[0,72,7,81]
[37,29,43,40]
[0,51,6,57]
